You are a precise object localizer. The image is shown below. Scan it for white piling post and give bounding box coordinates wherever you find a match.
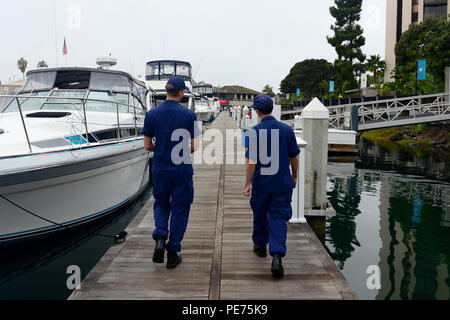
[290,136,308,224]
[251,108,261,127]
[242,106,249,128]
[273,104,281,121]
[302,98,329,211]
[237,106,242,126]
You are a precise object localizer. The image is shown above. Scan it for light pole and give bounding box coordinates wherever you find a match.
[415,43,425,95]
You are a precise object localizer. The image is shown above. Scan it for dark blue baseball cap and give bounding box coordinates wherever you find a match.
[250,94,274,113]
[165,76,189,91]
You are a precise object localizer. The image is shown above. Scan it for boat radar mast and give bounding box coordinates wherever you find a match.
[96,55,117,70]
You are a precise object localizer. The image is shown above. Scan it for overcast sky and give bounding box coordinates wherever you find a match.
[0,0,386,92]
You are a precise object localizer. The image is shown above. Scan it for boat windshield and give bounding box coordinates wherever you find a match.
[2,90,136,114]
[154,95,190,108]
[146,61,192,81]
[195,100,210,106]
[193,86,214,96]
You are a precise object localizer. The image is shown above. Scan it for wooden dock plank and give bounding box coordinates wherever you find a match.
[69,112,357,300]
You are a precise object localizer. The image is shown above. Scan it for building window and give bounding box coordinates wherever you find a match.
[424,0,448,19]
[412,0,419,22]
[397,0,403,42]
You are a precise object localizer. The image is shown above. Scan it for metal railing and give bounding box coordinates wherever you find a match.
[0,94,147,154]
[281,91,450,131]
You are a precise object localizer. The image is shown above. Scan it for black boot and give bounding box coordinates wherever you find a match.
[253,245,267,258]
[167,252,182,269]
[271,254,284,278]
[153,237,166,263]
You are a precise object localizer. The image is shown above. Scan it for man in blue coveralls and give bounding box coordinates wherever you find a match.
[142,76,200,269]
[243,94,300,278]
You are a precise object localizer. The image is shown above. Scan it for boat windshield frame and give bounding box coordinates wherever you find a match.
[2,68,149,114]
[145,60,192,82]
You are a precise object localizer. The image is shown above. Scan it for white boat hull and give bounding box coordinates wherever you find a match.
[0,141,150,243]
[196,111,213,123]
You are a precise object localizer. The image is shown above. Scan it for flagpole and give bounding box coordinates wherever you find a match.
[54,0,58,67]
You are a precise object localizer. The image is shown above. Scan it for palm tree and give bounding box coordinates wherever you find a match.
[37,60,48,68]
[17,58,28,79]
[366,55,386,85]
[262,84,274,97]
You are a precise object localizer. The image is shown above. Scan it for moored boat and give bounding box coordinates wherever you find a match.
[0,67,152,244]
[145,60,194,110]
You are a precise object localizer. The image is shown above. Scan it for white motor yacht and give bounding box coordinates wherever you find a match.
[194,95,214,122]
[0,67,152,243]
[145,60,194,110]
[193,83,219,118]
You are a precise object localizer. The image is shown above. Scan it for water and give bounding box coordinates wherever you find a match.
[325,138,450,300]
[0,189,151,300]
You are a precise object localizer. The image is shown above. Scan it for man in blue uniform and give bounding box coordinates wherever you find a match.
[243,94,300,278]
[142,76,200,269]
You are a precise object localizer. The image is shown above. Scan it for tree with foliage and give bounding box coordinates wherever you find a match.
[280,59,332,99]
[366,54,386,86]
[327,0,366,89]
[395,17,450,91]
[37,60,48,68]
[17,57,28,79]
[262,84,275,97]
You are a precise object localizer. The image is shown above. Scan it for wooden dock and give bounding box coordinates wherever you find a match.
[69,113,357,300]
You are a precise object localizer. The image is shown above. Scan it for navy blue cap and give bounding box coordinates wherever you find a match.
[250,94,274,113]
[166,76,189,91]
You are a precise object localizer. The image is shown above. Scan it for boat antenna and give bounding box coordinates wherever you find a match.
[193,56,204,81]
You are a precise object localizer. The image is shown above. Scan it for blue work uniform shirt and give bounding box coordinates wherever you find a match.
[245,116,300,193]
[142,100,199,181]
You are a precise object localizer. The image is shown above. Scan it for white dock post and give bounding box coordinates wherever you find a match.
[236,106,242,126]
[302,98,329,211]
[251,108,261,127]
[290,136,308,224]
[273,104,281,121]
[242,106,249,128]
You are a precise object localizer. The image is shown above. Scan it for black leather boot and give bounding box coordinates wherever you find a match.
[167,252,182,269]
[152,237,166,264]
[271,254,284,278]
[253,245,267,258]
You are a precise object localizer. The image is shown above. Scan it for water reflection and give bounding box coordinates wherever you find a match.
[358,137,450,182]
[325,141,450,300]
[0,189,151,300]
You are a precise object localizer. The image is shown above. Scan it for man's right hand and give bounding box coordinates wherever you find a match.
[243,184,251,197]
[293,177,297,188]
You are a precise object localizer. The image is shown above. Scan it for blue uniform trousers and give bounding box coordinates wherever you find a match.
[250,189,293,257]
[152,175,194,253]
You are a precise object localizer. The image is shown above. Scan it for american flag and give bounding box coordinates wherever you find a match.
[63,38,68,56]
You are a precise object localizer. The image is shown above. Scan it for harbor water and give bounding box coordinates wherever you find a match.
[325,138,449,300]
[0,190,151,300]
